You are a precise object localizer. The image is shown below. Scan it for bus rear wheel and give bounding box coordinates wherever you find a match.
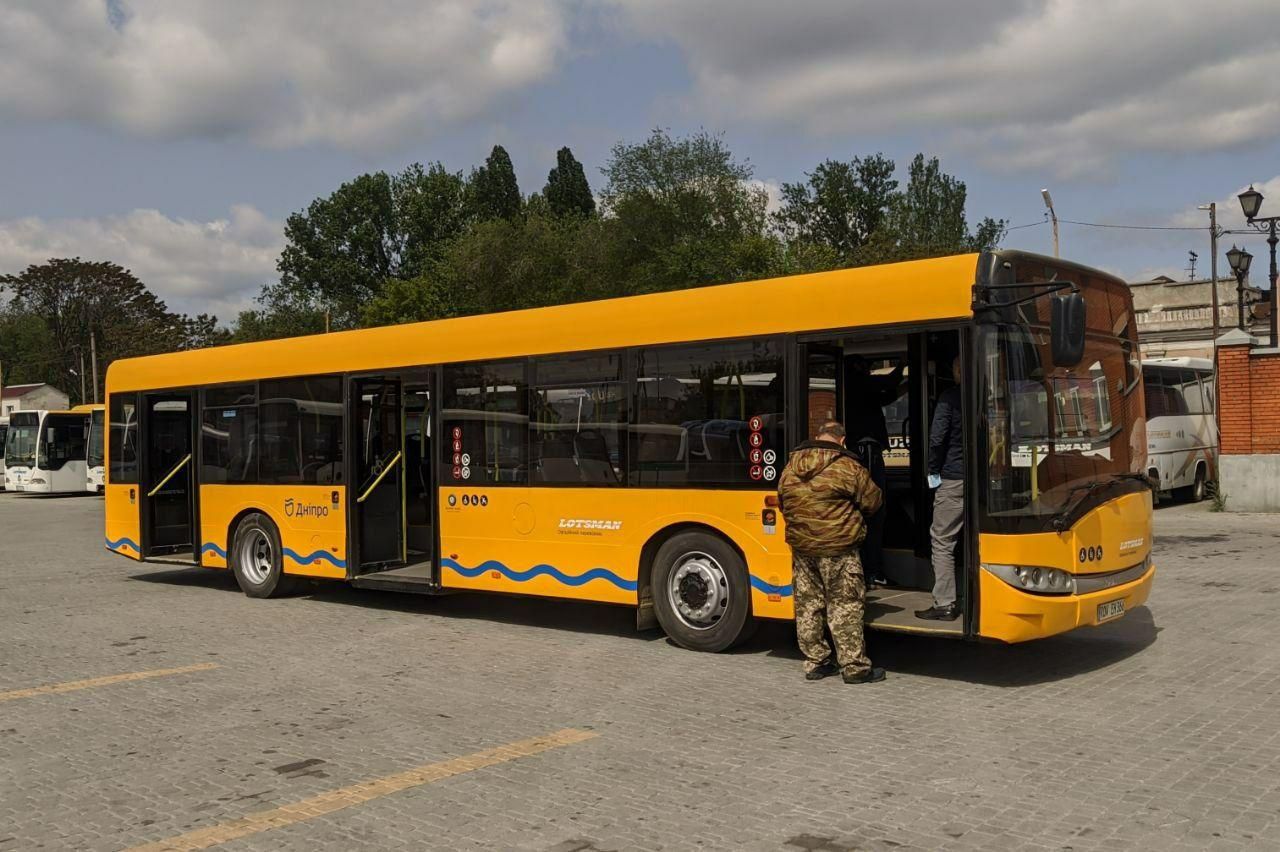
[651,531,754,653]
[1176,465,1207,503]
[231,513,295,598]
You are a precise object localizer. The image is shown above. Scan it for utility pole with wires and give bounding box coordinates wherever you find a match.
[90,329,99,404]
[1198,203,1221,345]
[1041,188,1059,257]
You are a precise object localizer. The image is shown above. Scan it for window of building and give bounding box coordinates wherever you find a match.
[258,377,344,484]
[530,352,625,485]
[442,361,528,484]
[108,393,139,483]
[632,339,784,487]
[201,384,257,484]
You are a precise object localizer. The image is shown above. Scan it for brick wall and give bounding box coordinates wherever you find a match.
[1216,338,1280,455]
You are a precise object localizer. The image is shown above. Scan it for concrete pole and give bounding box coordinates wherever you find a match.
[90,330,99,404]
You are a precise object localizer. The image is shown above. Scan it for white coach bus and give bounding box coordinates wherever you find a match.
[1143,358,1217,502]
[3,409,90,493]
[0,417,8,488]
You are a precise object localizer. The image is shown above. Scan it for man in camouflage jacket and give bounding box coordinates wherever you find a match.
[777,421,885,683]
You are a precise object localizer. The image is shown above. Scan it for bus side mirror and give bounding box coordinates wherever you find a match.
[1051,292,1085,368]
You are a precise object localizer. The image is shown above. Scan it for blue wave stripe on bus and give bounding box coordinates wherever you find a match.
[442,558,639,592]
[105,536,140,552]
[200,542,228,559]
[282,548,346,569]
[748,575,793,598]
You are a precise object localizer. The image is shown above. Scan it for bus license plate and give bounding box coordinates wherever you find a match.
[1097,599,1125,622]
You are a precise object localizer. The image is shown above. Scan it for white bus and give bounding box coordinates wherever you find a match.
[1143,357,1217,502]
[3,409,91,494]
[0,417,8,489]
[86,405,106,492]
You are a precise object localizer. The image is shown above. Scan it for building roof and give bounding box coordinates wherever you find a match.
[1,383,51,399]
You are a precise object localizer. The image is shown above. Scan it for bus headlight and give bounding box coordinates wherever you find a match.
[29,476,46,485]
[984,563,1074,595]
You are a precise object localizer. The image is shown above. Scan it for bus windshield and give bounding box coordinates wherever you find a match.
[39,414,88,471]
[88,410,105,468]
[980,275,1147,533]
[5,413,39,467]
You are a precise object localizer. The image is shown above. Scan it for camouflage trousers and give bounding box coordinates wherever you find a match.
[791,550,870,678]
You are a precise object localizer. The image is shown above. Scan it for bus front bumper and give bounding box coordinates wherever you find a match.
[977,560,1155,643]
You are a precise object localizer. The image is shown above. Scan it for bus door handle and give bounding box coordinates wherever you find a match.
[357,451,402,504]
[147,453,192,498]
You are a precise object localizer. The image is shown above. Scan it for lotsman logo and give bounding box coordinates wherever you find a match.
[558,518,622,531]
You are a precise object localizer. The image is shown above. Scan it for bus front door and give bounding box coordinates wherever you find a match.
[352,378,405,573]
[141,392,196,559]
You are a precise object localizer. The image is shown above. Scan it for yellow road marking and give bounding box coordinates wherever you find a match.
[0,663,220,703]
[127,728,598,852]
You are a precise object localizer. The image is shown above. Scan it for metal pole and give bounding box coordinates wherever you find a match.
[1270,219,1279,348]
[1209,203,1220,344]
[1050,210,1060,258]
[78,349,86,404]
[89,326,99,404]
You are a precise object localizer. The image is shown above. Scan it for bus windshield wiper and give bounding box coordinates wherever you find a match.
[1051,479,1109,532]
[1050,473,1151,532]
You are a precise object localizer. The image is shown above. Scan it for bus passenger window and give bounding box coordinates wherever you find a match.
[530,352,625,485]
[258,377,344,485]
[109,393,140,484]
[632,339,783,487]
[202,384,257,484]
[442,361,528,485]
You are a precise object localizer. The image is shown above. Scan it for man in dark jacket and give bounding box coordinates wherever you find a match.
[917,356,965,621]
[777,421,885,683]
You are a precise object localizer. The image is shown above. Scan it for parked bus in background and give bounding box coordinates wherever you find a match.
[83,404,107,492]
[3,409,90,493]
[0,417,8,489]
[1143,358,1217,503]
[105,250,1153,650]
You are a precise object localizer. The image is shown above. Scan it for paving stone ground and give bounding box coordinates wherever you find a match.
[2,492,1279,851]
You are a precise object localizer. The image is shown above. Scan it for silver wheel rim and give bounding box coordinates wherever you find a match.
[668,551,730,630]
[238,529,273,586]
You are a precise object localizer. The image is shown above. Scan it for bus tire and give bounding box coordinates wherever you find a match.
[230,513,295,598]
[651,531,754,653]
[1176,465,1206,504]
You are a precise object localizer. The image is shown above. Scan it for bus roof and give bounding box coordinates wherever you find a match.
[1143,357,1214,371]
[108,253,982,392]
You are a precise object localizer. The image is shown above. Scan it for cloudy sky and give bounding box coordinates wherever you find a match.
[2,0,1278,319]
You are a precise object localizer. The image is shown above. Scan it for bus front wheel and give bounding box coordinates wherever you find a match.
[231,513,295,598]
[651,531,754,653]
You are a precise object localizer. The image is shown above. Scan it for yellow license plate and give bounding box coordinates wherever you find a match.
[1097,599,1125,622]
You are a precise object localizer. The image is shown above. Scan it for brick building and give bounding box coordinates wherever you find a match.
[1215,328,1280,511]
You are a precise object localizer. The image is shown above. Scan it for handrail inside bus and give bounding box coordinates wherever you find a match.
[147,453,192,498]
[357,451,402,504]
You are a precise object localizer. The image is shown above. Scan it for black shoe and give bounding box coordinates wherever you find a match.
[842,666,886,684]
[915,603,960,621]
[804,661,840,681]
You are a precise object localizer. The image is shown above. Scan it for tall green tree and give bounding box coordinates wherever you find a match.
[468,145,522,221]
[599,128,775,295]
[773,154,897,263]
[262,162,470,335]
[544,147,595,218]
[885,154,1006,259]
[1,258,214,404]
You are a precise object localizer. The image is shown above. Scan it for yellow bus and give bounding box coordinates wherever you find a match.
[103,250,1153,651]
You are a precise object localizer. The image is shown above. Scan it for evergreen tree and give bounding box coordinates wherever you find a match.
[468,145,522,220]
[544,147,595,217]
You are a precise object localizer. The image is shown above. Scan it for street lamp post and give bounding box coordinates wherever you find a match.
[1226,244,1253,331]
[1237,185,1280,347]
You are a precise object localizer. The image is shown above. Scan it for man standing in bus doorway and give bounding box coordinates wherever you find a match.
[777,421,885,684]
[918,356,965,621]
[845,355,907,587]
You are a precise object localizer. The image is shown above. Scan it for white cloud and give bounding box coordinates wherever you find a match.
[0,0,568,149]
[0,205,282,320]
[607,0,1280,178]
